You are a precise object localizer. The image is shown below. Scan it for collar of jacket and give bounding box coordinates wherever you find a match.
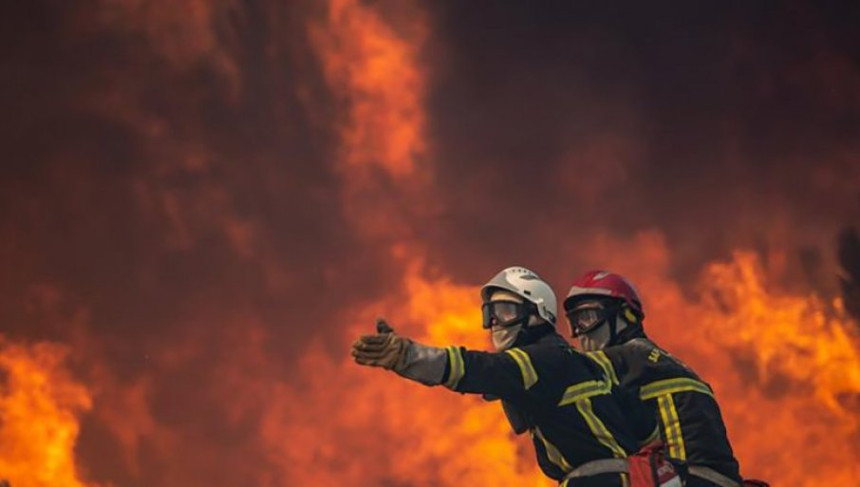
[512,323,556,347]
[613,325,647,345]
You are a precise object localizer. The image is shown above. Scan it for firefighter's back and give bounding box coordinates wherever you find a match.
[600,338,742,487]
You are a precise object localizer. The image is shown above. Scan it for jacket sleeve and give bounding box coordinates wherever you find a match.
[442,346,540,397]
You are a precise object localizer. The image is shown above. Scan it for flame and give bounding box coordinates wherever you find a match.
[698,252,860,485]
[308,0,433,243]
[310,0,427,178]
[0,337,94,487]
[576,234,860,485]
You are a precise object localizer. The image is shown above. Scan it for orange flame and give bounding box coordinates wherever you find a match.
[310,0,427,178]
[698,252,860,485]
[0,337,94,487]
[308,0,433,244]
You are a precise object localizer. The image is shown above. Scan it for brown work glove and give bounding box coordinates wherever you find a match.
[351,332,411,370]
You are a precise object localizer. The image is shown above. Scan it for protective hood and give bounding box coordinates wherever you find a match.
[491,324,523,351]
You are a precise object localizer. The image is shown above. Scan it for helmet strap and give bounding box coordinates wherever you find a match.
[614,307,646,343]
[522,301,541,327]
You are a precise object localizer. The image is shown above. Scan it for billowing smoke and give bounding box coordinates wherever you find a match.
[1,1,858,487]
[423,2,860,291]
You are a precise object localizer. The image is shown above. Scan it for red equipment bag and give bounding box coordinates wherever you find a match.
[627,443,682,487]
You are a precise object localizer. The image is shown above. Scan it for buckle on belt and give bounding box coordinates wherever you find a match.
[561,458,629,483]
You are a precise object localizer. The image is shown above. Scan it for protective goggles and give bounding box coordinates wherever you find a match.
[482,300,530,329]
[565,303,613,336]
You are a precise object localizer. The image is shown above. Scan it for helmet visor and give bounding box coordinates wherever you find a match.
[565,305,607,336]
[482,301,527,329]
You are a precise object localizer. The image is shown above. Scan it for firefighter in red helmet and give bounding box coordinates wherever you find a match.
[563,271,744,487]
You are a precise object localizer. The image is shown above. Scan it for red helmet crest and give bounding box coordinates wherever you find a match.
[563,270,644,317]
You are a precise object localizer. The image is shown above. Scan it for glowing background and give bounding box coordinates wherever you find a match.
[1,1,859,486]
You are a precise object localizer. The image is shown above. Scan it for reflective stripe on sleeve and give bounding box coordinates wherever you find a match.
[443,346,465,389]
[505,347,538,390]
[639,377,713,400]
[657,395,686,460]
[586,351,619,385]
[575,398,627,459]
[558,380,611,406]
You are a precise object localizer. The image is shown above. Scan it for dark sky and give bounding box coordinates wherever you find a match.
[1,1,859,486]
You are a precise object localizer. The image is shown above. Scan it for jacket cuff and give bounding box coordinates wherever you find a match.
[393,341,448,386]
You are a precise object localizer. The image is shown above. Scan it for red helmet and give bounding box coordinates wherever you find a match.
[563,270,644,317]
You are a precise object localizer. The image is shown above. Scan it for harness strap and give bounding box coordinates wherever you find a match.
[561,458,629,482]
[688,466,741,487]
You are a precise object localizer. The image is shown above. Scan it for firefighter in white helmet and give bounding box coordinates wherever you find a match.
[352,266,647,487]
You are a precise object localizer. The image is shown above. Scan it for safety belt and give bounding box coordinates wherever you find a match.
[560,458,629,482]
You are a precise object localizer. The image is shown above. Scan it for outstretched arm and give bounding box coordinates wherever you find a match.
[351,320,537,398]
[352,331,450,386]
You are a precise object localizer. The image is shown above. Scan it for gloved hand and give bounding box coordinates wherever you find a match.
[351,332,412,370]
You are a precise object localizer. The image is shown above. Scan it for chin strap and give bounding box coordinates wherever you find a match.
[606,302,640,346]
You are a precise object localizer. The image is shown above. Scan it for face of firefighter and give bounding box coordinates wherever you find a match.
[579,321,611,351]
[487,290,527,351]
[574,299,628,351]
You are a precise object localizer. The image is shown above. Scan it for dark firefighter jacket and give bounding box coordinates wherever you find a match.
[587,334,742,485]
[441,330,638,486]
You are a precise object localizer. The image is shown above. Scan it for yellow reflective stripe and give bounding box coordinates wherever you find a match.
[668,397,686,460]
[444,346,465,389]
[587,351,619,385]
[505,348,538,390]
[558,380,611,406]
[657,395,686,461]
[640,377,713,400]
[534,426,573,472]
[576,398,627,458]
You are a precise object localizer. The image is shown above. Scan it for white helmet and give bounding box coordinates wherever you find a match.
[481,266,557,326]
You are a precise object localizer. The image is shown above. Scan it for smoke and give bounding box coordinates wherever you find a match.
[424,1,860,290]
[1,1,859,486]
[838,227,860,325]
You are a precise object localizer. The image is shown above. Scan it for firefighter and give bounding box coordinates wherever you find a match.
[563,271,743,487]
[352,266,641,487]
